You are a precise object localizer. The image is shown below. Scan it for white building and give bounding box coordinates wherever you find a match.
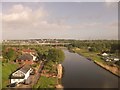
[30,53,38,61]
[113,58,119,61]
[105,59,111,62]
[102,53,108,56]
[10,65,32,84]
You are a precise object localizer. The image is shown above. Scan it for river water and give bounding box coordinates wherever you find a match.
[62,50,119,88]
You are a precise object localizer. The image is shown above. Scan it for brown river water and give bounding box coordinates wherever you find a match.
[61,50,119,88]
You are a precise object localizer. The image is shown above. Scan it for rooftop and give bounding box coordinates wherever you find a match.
[17,54,33,61]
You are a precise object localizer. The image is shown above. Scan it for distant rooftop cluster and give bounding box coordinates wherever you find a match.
[2,39,70,45]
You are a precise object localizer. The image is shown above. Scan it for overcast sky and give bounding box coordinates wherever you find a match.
[1,1,118,40]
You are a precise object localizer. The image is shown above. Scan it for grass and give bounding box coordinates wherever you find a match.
[33,76,57,88]
[72,48,106,64]
[0,61,2,89]
[2,62,18,88]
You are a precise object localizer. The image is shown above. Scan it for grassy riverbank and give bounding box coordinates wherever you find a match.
[33,76,57,88]
[71,47,120,77]
[33,61,58,88]
[33,62,64,88]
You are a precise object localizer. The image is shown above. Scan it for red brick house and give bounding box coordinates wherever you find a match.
[16,54,34,65]
[22,49,36,55]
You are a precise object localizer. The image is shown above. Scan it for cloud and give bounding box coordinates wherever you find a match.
[2,4,71,39]
[71,21,118,36]
[72,22,102,29]
[2,4,71,28]
[104,0,119,7]
[3,4,46,22]
[106,0,120,2]
[0,13,2,41]
[2,3,118,40]
[105,0,119,2]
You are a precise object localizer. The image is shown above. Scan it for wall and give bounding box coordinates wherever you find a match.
[11,79,24,84]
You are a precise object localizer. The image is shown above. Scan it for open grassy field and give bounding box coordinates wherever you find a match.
[2,62,18,88]
[72,48,106,64]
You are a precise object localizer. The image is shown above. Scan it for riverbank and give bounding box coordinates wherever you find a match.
[33,76,57,88]
[94,60,119,77]
[33,63,63,88]
[71,48,120,77]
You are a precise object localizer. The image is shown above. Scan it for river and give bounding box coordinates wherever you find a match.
[62,50,119,88]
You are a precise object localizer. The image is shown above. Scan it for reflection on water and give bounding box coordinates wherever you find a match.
[62,50,118,88]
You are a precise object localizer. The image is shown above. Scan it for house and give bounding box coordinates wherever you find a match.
[22,49,36,55]
[101,53,108,56]
[105,59,111,62]
[113,58,119,61]
[16,54,36,65]
[10,65,32,84]
[30,53,38,61]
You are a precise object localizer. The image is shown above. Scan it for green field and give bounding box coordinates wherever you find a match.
[2,62,18,88]
[33,76,57,88]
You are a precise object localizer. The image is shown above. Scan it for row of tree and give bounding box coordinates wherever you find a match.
[2,45,65,62]
[67,40,120,66]
[68,40,119,54]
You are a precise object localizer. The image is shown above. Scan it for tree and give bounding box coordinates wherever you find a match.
[68,44,73,50]
[36,46,49,60]
[44,48,65,74]
[115,61,120,66]
[6,48,16,61]
[2,46,8,60]
[88,47,96,52]
[47,48,65,63]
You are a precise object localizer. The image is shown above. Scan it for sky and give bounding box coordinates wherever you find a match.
[1,1,119,40]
